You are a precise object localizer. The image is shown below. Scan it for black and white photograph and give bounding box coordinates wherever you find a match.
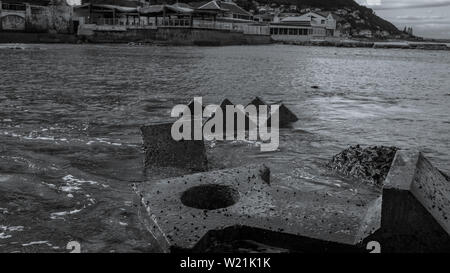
[0,0,449,261]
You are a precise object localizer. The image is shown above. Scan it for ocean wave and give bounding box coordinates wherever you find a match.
[0,225,24,239]
[60,175,98,193]
[50,208,83,220]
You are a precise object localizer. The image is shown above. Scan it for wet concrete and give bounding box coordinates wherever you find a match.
[134,164,378,252]
[135,146,450,252]
[141,123,208,172]
[365,150,450,252]
[137,113,448,253]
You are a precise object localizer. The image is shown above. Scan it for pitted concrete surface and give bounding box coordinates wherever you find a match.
[365,149,450,252]
[135,164,377,252]
[141,123,208,171]
[385,150,450,233]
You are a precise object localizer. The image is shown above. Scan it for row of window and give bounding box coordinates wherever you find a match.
[1,3,26,11]
[270,28,312,36]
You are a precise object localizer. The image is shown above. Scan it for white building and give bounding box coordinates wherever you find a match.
[270,11,338,42]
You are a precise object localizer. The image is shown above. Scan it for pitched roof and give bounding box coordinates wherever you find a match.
[316,11,341,20]
[139,4,193,15]
[219,1,251,16]
[187,1,208,9]
[198,0,222,10]
[172,2,193,9]
[196,1,251,16]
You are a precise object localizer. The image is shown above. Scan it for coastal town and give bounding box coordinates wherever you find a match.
[1,0,440,47]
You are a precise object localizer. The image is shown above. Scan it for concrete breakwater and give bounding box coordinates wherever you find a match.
[78,26,272,46]
[283,39,450,51]
[134,97,450,252]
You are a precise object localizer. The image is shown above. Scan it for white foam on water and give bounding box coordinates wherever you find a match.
[41,182,57,189]
[95,138,123,146]
[60,174,98,193]
[22,241,52,247]
[50,208,83,220]
[1,130,71,143]
[60,185,81,193]
[23,136,55,141]
[0,44,27,50]
[0,225,24,239]
[0,233,11,239]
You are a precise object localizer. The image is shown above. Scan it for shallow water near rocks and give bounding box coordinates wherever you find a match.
[0,44,449,252]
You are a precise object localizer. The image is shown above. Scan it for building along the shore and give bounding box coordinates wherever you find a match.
[0,0,73,33]
[74,0,269,34]
[73,0,270,44]
[270,11,339,42]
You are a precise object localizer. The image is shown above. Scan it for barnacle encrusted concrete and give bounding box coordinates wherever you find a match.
[134,164,378,253]
[141,122,208,172]
[135,140,450,252]
[366,150,450,252]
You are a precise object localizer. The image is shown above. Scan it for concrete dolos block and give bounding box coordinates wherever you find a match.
[141,122,208,172]
[206,99,257,133]
[134,164,379,253]
[247,97,299,128]
[367,150,450,252]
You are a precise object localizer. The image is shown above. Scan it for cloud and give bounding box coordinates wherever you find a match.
[395,15,444,20]
[370,0,450,10]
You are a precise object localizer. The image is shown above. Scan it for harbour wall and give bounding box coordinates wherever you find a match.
[0,31,77,43]
[79,26,273,46]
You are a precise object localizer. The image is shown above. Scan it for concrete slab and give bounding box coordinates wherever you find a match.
[366,150,450,252]
[134,164,377,253]
[141,122,208,172]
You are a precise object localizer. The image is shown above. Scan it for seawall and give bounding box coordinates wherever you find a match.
[0,31,78,43]
[80,27,272,46]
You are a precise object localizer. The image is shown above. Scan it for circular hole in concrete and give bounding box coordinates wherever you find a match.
[181,184,239,210]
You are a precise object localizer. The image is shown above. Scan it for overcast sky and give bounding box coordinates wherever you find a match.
[356,0,450,39]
